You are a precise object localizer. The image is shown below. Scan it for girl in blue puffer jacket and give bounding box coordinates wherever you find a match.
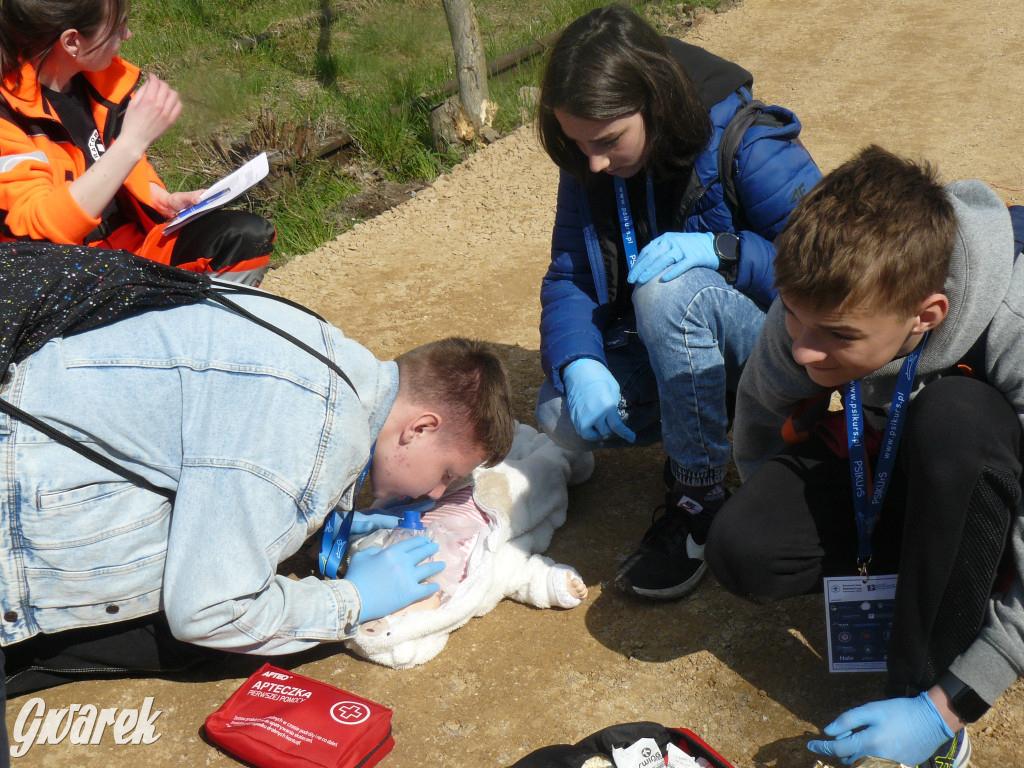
[534,4,821,600]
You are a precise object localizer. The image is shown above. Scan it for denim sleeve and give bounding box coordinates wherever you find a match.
[162,464,361,654]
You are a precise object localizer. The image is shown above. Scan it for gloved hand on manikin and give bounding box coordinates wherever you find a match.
[348,510,404,535]
[346,537,446,622]
[351,497,436,534]
[806,691,955,766]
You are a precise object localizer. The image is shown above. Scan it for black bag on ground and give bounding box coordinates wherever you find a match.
[1010,204,1024,256]
[0,240,355,500]
[508,721,736,768]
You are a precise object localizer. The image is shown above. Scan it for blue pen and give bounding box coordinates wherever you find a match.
[175,187,230,219]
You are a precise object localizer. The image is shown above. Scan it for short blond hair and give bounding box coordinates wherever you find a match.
[774,145,956,317]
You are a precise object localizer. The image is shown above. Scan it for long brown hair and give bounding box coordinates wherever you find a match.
[537,4,710,183]
[0,0,130,88]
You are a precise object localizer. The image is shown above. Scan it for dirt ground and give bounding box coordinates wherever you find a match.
[10,0,1024,765]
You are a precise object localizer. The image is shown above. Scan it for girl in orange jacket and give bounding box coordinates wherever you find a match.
[0,0,273,285]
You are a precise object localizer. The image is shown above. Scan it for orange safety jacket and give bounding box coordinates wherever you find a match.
[0,57,166,252]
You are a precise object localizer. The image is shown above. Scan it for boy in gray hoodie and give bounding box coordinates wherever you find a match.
[705,145,1024,767]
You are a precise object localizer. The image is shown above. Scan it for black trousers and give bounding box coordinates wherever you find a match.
[168,210,275,273]
[104,209,275,286]
[706,376,1019,696]
[1,615,226,768]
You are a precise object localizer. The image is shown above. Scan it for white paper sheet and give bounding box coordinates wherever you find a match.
[163,152,269,233]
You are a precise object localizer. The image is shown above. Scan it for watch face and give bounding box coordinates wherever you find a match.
[952,686,989,722]
[714,233,740,264]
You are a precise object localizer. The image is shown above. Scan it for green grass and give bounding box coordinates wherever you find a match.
[124,0,716,261]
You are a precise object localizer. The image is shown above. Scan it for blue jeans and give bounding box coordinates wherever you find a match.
[536,268,766,485]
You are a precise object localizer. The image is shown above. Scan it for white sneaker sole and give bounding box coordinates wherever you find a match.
[619,536,708,599]
[628,561,708,599]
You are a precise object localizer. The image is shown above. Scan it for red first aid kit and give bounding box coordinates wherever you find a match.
[205,663,394,768]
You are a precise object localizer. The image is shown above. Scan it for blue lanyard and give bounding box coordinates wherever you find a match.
[614,175,658,271]
[845,333,929,573]
[318,443,374,578]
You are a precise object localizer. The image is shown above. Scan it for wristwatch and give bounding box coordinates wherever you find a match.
[938,671,990,723]
[713,232,740,284]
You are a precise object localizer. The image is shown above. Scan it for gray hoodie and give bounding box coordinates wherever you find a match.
[733,179,1024,706]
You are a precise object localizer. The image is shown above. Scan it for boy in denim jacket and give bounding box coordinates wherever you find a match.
[0,299,513,758]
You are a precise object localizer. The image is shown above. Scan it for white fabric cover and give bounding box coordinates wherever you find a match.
[343,422,593,668]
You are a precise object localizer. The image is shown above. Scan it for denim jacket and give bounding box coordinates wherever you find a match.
[0,292,398,654]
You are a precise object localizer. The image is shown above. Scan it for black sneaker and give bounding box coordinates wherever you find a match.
[614,484,725,599]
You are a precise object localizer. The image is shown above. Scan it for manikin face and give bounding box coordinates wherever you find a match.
[554,109,647,178]
[370,422,486,502]
[780,294,927,388]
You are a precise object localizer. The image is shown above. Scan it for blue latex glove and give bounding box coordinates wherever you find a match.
[627,231,718,285]
[382,498,436,514]
[807,692,954,766]
[360,497,437,532]
[350,510,402,536]
[563,358,636,443]
[345,537,445,622]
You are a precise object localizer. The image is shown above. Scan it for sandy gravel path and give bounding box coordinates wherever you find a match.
[11,1,1024,766]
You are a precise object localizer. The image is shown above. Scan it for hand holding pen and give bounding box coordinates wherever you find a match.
[174,188,230,218]
[152,187,229,222]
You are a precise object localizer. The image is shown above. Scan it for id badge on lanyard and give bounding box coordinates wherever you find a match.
[822,333,928,672]
[823,573,897,672]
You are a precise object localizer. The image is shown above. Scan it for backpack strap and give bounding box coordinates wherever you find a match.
[207,284,358,396]
[717,96,767,211]
[0,398,176,502]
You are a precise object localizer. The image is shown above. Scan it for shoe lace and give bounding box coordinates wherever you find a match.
[640,504,693,553]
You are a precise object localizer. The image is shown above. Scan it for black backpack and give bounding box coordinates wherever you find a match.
[507,722,736,768]
[0,241,355,501]
[1011,203,1024,256]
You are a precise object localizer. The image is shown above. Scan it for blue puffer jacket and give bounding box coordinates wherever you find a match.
[539,43,822,392]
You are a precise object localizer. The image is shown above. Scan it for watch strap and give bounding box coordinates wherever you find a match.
[938,671,990,723]
[713,232,740,284]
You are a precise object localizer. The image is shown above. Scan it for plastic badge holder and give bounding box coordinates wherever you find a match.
[205,663,394,768]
